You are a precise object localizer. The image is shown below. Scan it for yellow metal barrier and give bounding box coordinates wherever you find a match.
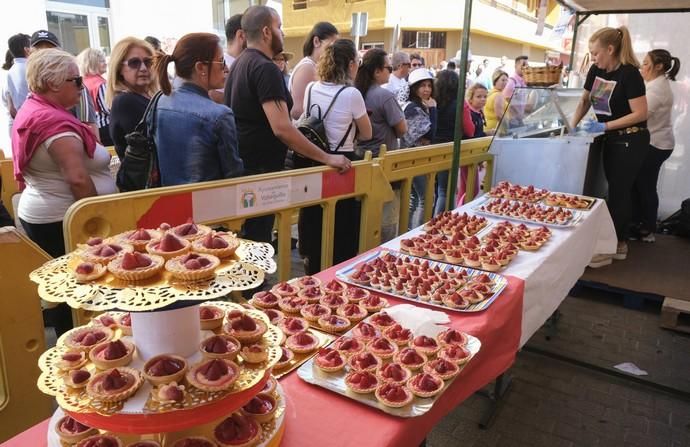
[377,136,493,231]
[0,228,53,442]
[0,155,17,220]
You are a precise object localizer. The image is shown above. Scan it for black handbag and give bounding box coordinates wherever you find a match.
[117,91,164,192]
[293,84,353,169]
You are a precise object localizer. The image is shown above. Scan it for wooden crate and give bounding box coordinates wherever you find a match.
[660,297,690,333]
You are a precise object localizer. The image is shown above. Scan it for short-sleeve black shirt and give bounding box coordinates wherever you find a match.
[584,63,646,127]
[224,48,293,174]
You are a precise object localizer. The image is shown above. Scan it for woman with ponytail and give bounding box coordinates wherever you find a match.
[151,32,243,186]
[631,49,681,242]
[572,26,649,267]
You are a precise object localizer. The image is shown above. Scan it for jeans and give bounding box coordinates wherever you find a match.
[241,215,275,244]
[409,175,426,230]
[601,131,650,241]
[632,145,672,233]
[19,218,73,337]
[434,170,449,216]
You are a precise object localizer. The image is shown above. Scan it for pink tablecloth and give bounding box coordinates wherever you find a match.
[2,261,524,447]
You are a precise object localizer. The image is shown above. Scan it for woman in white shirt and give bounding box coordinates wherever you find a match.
[632,49,681,242]
[298,39,372,274]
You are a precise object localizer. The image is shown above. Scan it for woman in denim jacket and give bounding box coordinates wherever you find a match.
[152,33,243,186]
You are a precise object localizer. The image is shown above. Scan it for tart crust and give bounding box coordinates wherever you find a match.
[192,232,240,258]
[64,327,114,352]
[143,354,188,386]
[86,367,143,403]
[285,331,319,354]
[375,383,414,408]
[73,262,107,282]
[224,316,268,344]
[145,236,191,260]
[423,358,460,380]
[54,416,97,444]
[345,370,380,394]
[75,435,124,447]
[213,413,261,447]
[240,392,278,423]
[89,339,135,370]
[199,305,225,330]
[314,348,345,372]
[165,253,220,281]
[408,372,444,398]
[186,359,240,392]
[107,253,164,281]
[199,334,241,360]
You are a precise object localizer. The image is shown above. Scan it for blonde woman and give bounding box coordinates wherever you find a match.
[106,37,158,186]
[77,48,111,145]
[484,69,508,130]
[572,26,648,266]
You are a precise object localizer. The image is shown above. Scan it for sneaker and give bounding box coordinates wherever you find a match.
[588,254,613,268]
[641,233,655,243]
[612,242,628,260]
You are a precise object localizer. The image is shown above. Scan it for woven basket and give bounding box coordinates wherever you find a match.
[523,64,562,87]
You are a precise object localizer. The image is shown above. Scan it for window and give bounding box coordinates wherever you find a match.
[293,0,308,10]
[47,12,90,55]
[402,31,447,49]
[46,1,112,55]
[361,42,385,50]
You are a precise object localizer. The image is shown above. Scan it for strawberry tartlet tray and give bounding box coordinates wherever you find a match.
[474,197,583,228]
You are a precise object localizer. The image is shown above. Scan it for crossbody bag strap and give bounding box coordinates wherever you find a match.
[141,91,164,137]
[321,85,350,120]
[333,122,354,152]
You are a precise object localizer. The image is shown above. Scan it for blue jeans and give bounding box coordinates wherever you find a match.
[409,175,426,229]
[434,170,449,216]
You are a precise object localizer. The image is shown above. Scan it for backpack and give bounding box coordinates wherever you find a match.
[293,84,353,168]
[117,91,163,192]
[659,198,690,238]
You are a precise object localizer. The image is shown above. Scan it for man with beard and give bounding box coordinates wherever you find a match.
[225,5,351,243]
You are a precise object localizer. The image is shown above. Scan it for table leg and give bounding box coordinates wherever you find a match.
[544,309,562,341]
[477,372,513,429]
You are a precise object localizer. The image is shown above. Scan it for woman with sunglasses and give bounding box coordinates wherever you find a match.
[12,49,116,335]
[354,48,407,156]
[151,33,243,186]
[106,37,158,187]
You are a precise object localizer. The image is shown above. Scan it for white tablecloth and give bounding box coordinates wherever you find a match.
[382,195,618,347]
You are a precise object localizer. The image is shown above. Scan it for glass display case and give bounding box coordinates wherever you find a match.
[488,87,604,196]
[494,87,597,139]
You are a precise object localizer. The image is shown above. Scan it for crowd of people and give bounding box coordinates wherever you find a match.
[0,6,682,331]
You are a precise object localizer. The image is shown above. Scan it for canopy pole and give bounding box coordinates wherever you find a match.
[568,12,591,74]
[447,0,474,211]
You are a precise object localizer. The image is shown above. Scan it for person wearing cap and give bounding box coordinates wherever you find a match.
[6,33,31,117]
[272,51,293,89]
[30,30,99,139]
[401,68,437,229]
[383,51,411,104]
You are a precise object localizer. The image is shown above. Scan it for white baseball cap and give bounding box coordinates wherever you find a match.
[408,68,433,87]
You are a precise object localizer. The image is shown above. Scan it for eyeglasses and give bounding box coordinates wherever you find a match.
[65,76,83,89]
[384,66,393,73]
[123,57,153,70]
[208,59,227,69]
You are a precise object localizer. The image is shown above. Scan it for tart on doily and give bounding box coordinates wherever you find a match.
[192,232,240,258]
[275,346,294,369]
[186,358,240,392]
[64,368,91,388]
[108,251,164,281]
[145,233,190,260]
[345,370,380,394]
[117,228,161,251]
[278,316,309,336]
[172,220,212,241]
[286,330,319,353]
[351,322,380,343]
[367,336,399,360]
[411,335,441,356]
[165,252,220,281]
[92,313,118,329]
[143,354,188,386]
[73,261,107,282]
[54,415,97,444]
[81,243,132,265]
[336,303,368,322]
[89,339,135,369]
[438,344,472,365]
[225,314,268,344]
[263,308,285,325]
[271,281,300,297]
[314,347,345,372]
[65,327,113,352]
[214,413,262,447]
[251,291,280,309]
[152,381,186,404]
[394,348,427,371]
[293,275,321,289]
[348,351,382,372]
[241,392,278,423]
[437,329,469,347]
[376,363,412,385]
[171,437,217,447]
[408,372,444,398]
[75,434,124,447]
[200,334,241,360]
[317,315,351,333]
[300,303,331,322]
[86,367,143,403]
[423,358,460,380]
[240,343,268,363]
[375,382,414,408]
[118,313,132,336]
[57,350,88,371]
[199,305,225,330]
[262,376,278,396]
[332,336,365,357]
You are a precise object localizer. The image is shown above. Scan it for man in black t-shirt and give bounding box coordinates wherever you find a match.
[224,5,350,243]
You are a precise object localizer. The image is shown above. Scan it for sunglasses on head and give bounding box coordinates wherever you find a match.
[65,76,83,89]
[123,57,153,70]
